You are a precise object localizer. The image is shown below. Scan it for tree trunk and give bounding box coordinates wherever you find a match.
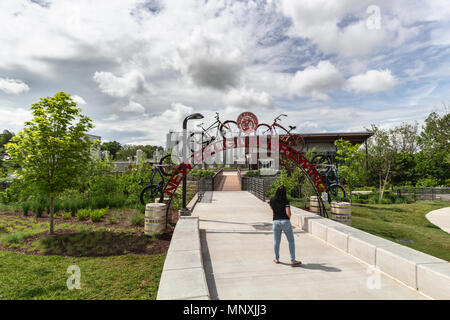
[50,196,54,235]
[380,162,391,201]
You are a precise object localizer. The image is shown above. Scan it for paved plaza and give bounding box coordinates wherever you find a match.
[192,191,428,300]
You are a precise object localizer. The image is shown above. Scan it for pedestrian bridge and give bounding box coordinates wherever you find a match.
[157,191,450,300]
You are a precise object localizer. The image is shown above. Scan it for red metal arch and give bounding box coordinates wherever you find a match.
[161,137,328,226]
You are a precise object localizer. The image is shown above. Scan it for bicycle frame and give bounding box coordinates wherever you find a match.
[142,166,165,188]
[320,165,340,189]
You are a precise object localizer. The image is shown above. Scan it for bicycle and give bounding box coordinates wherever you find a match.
[139,153,180,205]
[255,114,305,151]
[311,154,347,204]
[190,112,240,153]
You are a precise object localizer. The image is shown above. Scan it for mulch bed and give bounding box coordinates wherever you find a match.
[0,209,175,257]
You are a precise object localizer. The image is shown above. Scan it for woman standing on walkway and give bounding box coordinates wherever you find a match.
[269,186,302,266]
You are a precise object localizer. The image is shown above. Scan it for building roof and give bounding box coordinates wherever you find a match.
[293,132,374,144]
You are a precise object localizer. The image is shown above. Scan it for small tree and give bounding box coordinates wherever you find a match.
[6,92,95,234]
[334,139,365,201]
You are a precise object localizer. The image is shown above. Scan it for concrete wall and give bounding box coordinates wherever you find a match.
[157,194,209,300]
[156,216,210,300]
[290,206,450,299]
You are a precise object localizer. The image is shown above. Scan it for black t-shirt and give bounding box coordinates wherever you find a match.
[269,198,290,220]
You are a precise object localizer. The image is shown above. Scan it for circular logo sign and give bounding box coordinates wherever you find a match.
[237,112,258,134]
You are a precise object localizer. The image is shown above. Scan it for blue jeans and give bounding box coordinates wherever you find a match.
[273,219,296,261]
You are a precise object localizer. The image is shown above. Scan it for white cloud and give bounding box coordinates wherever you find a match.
[225,88,273,111]
[120,100,145,114]
[0,78,30,94]
[93,70,145,98]
[346,69,398,93]
[176,28,244,91]
[0,0,448,145]
[290,60,344,100]
[279,0,419,57]
[71,94,86,105]
[0,106,31,131]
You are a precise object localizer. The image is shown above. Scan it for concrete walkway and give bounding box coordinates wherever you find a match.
[426,207,450,233]
[192,191,427,300]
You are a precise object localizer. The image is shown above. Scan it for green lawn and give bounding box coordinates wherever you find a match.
[0,250,165,299]
[349,201,450,261]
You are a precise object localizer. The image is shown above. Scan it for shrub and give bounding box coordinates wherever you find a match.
[32,197,46,218]
[1,232,28,245]
[90,207,109,222]
[380,198,392,204]
[108,211,121,224]
[21,202,30,216]
[128,210,145,226]
[77,208,90,220]
[61,211,72,219]
[69,198,82,217]
[245,170,261,177]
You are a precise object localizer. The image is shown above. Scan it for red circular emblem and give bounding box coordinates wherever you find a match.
[237,112,258,133]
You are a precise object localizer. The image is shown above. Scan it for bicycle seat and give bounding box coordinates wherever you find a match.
[289,125,296,130]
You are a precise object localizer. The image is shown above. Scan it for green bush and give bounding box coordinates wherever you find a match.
[245,170,261,177]
[61,211,72,219]
[380,198,392,204]
[108,211,121,224]
[31,197,46,218]
[77,208,91,220]
[21,202,30,216]
[189,170,215,178]
[1,232,28,245]
[90,207,109,222]
[128,210,145,226]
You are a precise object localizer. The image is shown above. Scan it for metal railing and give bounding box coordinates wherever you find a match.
[395,187,450,201]
[212,168,224,191]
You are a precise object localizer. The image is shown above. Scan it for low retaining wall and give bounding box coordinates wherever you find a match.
[157,194,209,300]
[290,206,450,299]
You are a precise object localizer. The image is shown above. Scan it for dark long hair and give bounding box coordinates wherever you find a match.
[274,186,287,203]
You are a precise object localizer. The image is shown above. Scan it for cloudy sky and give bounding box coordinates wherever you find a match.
[1,0,449,146]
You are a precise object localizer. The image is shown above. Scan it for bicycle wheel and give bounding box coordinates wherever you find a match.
[219,120,240,139]
[255,123,272,136]
[159,154,180,177]
[327,184,347,204]
[311,154,332,175]
[189,131,206,154]
[140,185,163,206]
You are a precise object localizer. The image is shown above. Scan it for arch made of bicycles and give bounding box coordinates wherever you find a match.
[159,136,329,228]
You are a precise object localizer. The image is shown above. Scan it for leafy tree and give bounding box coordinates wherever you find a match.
[415,109,450,185]
[115,144,163,161]
[390,152,416,186]
[365,125,395,200]
[6,92,95,234]
[389,122,419,154]
[101,140,122,159]
[334,138,365,199]
[0,130,15,153]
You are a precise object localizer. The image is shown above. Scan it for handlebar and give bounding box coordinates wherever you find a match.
[274,114,287,122]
